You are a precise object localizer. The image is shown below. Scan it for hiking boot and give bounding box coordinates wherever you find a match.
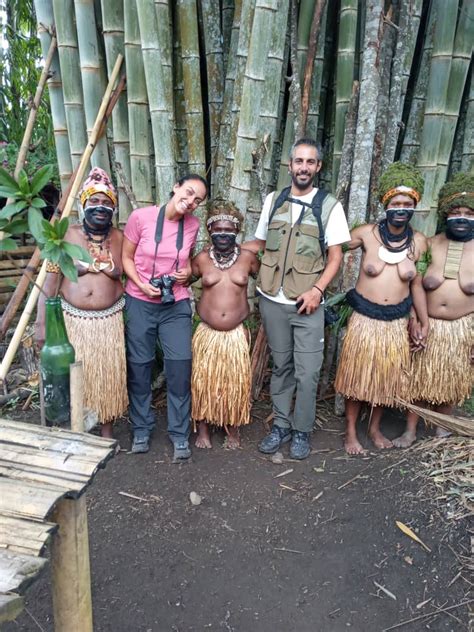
[289,431,311,460]
[173,440,191,461]
[131,435,149,454]
[258,425,292,454]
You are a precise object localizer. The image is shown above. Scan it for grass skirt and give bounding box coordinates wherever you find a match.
[191,322,251,428]
[335,311,410,407]
[409,315,473,405]
[64,307,128,424]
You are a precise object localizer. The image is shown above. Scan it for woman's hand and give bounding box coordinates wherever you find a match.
[139,281,162,299]
[173,264,192,286]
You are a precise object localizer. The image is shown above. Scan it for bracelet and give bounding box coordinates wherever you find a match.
[312,285,324,297]
[46,261,61,274]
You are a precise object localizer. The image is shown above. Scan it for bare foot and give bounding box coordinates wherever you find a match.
[101,422,113,439]
[223,426,240,449]
[393,431,417,448]
[344,435,367,455]
[195,422,212,449]
[369,430,393,449]
[435,427,452,438]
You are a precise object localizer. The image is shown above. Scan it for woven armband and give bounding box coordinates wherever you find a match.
[46,261,61,274]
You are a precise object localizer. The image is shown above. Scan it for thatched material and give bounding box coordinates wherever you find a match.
[397,400,474,438]
[64,307,128,424]
[191,322,251,428]
[334,311,410,406]
[408,315,473,406]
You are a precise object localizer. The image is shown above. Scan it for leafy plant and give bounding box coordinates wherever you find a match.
[0,165,91,283]
[324,291,353,333]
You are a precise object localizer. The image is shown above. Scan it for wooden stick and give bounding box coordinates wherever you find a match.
[0,54,124,384]
[69,362,84,433]
[301,0,327,134]
[382,599,473,631]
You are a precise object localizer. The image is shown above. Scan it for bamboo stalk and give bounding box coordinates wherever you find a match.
[346,1,384,227]
[229,0,278,219]
[301,0,327,135]
[461,66,473,172]
[52,0,89,168]
[0,55,124,384]
[124,0,153,206]
[101,0,133,223]
[305,0,329,142]
[136,0,175,202]
[413,0,460,235]
[74,0,111,172]
[172,3,190,176]
[154,0,174,130]
[33,0,73,192]
[221,0,235,67]
[331,0,358,190]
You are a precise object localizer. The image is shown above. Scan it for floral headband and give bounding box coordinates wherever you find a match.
[206,214,240,229]
[382,185,421,207]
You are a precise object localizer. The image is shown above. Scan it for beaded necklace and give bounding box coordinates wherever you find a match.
[83,227,115,272]
[209,245,240,270]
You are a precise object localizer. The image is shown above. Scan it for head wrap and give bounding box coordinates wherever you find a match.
[378,162,424,207]
[206,200,244,232]
[206,214,240,229]
[79,167,118,212]
[437,172,474,220]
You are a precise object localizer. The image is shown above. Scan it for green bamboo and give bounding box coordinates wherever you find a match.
[461,67,473,172]
[229,0,278,224]
[277,0,316,188]
[100,0,133,222]
[172,3,189,175]
[200,0,224,172]
[221,0,235,67]
[413,0,460,235]
[74,0,111,172]
[33,0,73,192]
[346,0,384,227]
[400,1,438,164]
[177,0,206,174]
[305,0,329,141]
[52,0,88,169]
[136,0,175,203]
[449,73,469,177]
[331,0,357,190]
[154,0,174,128]
[214,0,243,192]
[124,0,153,206]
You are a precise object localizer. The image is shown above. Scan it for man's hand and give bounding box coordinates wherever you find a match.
[173,264,192,286]
[296,287,323,315]
[139,282,162,299]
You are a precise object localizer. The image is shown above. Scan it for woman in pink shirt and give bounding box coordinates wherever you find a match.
[122,174,208,458]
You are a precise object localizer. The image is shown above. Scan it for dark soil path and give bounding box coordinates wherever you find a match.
[3,400,471,632]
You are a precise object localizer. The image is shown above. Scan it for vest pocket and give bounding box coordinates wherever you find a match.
[265,220,286,251]
[284,253,323,299]
[294,223,320,257]
[258,252,280,295]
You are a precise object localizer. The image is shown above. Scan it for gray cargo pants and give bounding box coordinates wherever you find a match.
[259,295,325,433]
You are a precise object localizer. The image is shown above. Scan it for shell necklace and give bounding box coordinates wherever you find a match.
[209,245,240,270]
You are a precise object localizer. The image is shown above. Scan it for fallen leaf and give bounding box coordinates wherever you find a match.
[396,520,431,552]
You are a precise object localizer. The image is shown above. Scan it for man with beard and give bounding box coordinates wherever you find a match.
[334,162,428,454]
[394,172,474,447]
[191,201,259,449]
[246,137,350,460]
[36,167,128,438]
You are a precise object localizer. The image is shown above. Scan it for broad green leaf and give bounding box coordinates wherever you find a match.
[3,218,29,235]
[0,186,20,198]
[0,237,17,251]
[14,200,28,212]
[58,252,78,282]
[62,242,92,263]
[41,219,57,239]
[44,244,61,263]
[0,167,18,190]
[28,208,46,243]
[0,202,22,219]
[17,169,30,195]
[30,165,53,196]
[30,197,47,209]
[56,217,69,240]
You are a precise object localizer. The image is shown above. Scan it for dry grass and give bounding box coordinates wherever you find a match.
[397,400,474,437]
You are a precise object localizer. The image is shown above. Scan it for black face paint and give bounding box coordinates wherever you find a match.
[211,232,237,251]
[445,217,474,242]
[386,207,414,227]
[84,205,114,235]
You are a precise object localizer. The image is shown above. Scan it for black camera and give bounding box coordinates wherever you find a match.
[149,274,176,304]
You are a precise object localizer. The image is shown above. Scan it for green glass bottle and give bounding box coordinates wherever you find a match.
[40,297,75,425]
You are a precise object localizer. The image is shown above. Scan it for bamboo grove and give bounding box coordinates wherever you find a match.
[30,0,473,238]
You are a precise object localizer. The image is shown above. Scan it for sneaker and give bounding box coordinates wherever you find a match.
[258,425,292,454]
[289,431,311,460]
[173,440,191,461]
[131,435,149,454]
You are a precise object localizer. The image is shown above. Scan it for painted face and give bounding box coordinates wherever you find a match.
[385,194,416,227]
[446,206,474,241]
[84,192,115,231]
[171,179,207,216]
[209,219,238,252]
[288,145,322,193]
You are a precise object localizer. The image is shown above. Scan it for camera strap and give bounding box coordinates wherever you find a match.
[151,204,185,279]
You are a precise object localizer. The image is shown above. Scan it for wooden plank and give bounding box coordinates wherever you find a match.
[0,245,36,257]
[0,259,31,270]
[0,462,87,495]
[0,550,47,593]
[0,442,105,476]
[0,514,57,557]
[0,592,24,624]
[0,478,66,520]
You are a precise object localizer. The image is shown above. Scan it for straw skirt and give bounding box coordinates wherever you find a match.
[63,305,128,424]
[191,322,251,428]
[408,314,473,406]
[335,311,410,407]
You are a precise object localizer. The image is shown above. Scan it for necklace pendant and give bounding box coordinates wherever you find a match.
[378,245,408,264]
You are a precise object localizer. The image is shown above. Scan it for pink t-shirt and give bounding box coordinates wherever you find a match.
[124,205,200,303]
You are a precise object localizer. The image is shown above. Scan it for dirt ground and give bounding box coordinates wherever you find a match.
[2,397,472,632]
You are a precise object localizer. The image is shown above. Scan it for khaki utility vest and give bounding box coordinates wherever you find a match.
[258,190,338,299]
